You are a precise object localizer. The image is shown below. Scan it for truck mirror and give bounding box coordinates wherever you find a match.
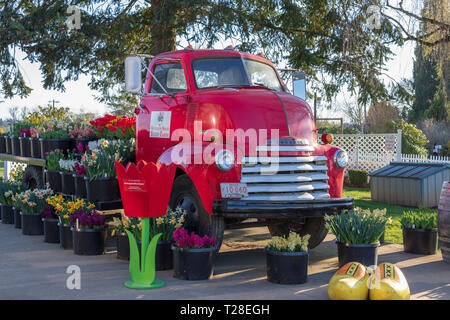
[292,71,306,100]
[125,56,142,94]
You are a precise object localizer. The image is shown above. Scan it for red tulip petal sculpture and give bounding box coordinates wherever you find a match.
[115,161,176,289]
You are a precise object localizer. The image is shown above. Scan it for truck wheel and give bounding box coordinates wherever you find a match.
[22,165,44,190]
[267,217,328,249]
[169,174,225,251]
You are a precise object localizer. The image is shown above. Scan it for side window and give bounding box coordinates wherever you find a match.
[149,63,187,93]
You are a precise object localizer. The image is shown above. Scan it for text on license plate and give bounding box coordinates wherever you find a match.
[220,183,248,198]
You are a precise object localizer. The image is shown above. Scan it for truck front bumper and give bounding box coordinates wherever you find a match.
[213,197,354,219]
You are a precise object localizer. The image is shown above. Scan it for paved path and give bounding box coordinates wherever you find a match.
[0,223,448,300]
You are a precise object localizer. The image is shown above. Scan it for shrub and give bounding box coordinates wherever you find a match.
[348,169,368,187]
[400,211,437,229]
[387,120,429,155]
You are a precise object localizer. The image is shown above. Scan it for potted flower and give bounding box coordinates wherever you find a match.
[172,228,216,280]
[401,211,438,255]
[70,209,108,255]
[59,154,78,195]
[19,127,32,157]
[0,181,21,224]
[44,149,64,193]
[18,186,54,235]
[39,122,72,157]
[73,162,87,199]
[326,208,390,267]
[70,124,96,151]
[10,121,26,156]
[110,212,141,260]
[41,205,60,243]
[266,232,310,284]
[29,127,43,158]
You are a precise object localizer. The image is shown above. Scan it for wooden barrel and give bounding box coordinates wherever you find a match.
[438,181,450,263]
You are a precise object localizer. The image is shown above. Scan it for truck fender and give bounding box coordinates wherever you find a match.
[313,144,346,198]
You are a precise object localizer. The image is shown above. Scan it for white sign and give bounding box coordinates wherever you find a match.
[220,183,248,198]
[150,111,171,138]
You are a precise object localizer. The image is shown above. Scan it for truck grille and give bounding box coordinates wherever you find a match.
[240,152,330,201]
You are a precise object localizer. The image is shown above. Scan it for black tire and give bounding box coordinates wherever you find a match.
[22,165,44,190]
[169,175,224,251]
[267,217,329,249]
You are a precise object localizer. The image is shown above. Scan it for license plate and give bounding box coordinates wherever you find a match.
[220,183,248,198]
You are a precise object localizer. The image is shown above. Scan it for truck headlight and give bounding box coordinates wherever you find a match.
[334,149,348,169]
[215,149,234,172]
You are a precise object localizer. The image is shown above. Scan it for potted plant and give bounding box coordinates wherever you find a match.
[90,115,136,141]
[73,162,87,199]
[10,122,23,156]
[0,132,6,153]
[266,232,310,284]
[18,186,54,235]
[0,181,21,224]
[59,154,77,195]
[44,149,64,193]
[39,123,72,157]
[401,211,438,255]
[110,212,141,260]
[41,205,60,243]
[29,128,43,158]
[19,127,32,157]
[172,227,217,280]
[70,209,108,255]
[326,208,390,267]
[82,139,134,202]
[70,125,97,151]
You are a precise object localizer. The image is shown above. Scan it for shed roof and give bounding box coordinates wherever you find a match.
[369,162,450,180]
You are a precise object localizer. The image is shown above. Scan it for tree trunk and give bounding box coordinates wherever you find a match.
[150,0,177,55]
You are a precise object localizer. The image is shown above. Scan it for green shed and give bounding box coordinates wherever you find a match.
[369,162,450,208]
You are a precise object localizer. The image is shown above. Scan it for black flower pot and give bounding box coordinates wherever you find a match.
[13,207,21,229]
[266,247,309,284]
[402,227,438,255]
[1,204,14,224]
[72,227,106,255]
[21,212,44,235]
[40,138,72,158]
[11,136,20,156]
[45,169,62,193]
[43,218,60,243]
[30,138,41,158]
[115,232,130,260]
[0,136,6,153]
[74,174,87,199]
[60,171,75,195]
[58,223,73,249]
[5,136,12,154]
[19,137,31,157]
[156,240,174,271]
[337,241,380,267]
[85,177,120,202]
[172,245,215,280]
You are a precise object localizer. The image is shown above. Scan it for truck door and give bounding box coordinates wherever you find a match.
[137,61,190,163]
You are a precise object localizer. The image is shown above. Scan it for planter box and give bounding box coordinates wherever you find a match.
[85,177,120,202]
[11,137,20,156]
[30,138,41,158]
[266,247,309,284]
[21,212,44,235]
[337,241,380,267]
[58,223,73,249]
[43,218,60,243]
[172,245,215,280]
[19,137,31,157]
[13,207,21,229]
[60,171,75,195]
[402,227,438,255]
[0,136,6,153]
[74,174,87,199]
[45,169,62,193]
[1,204,14,224]
[71,227,106,255]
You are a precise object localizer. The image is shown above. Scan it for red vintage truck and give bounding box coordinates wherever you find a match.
[125,48,353,249]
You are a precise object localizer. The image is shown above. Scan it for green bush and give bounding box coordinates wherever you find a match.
[400,211,437,229]
[348,169,368,187]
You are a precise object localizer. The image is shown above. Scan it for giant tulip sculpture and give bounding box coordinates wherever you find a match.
[115,160,176,289]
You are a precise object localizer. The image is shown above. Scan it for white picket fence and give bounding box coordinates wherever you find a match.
[401,154,450,164]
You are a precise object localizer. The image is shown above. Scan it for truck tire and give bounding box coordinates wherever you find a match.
[169,174,225,251]
[267,217,329,249]
[22,165,44,190]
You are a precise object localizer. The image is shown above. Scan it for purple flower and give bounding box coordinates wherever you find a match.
[40,205,57,219]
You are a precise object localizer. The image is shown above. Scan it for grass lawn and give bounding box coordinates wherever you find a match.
[342,188,437,244]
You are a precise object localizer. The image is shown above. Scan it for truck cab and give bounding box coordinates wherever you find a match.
[125,48,353,249]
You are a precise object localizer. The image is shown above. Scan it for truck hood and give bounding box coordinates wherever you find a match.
[193,88,316,149]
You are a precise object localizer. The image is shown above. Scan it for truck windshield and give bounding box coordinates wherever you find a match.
[243,59,284,92]
[192,58,250,89]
